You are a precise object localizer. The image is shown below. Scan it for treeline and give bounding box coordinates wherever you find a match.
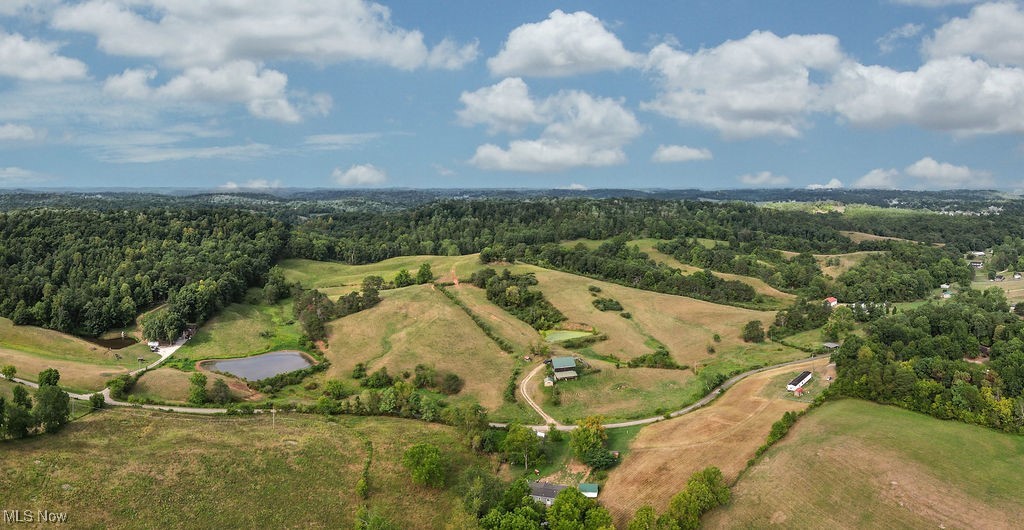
[0,208,286,336]
[658,237,824,292]
[0,367,74,440]
[292,277,382,342]
[288,198,857,264]
[831,288,1024,432]
[525,238,758,306]
[469,268,565,330]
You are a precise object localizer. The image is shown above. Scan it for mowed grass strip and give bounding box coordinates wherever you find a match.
[173,293,305,362]
[0,408,489,529]
[600,357,830,526]
[279,255,482,296]
[323,284,518,414]
[704,399,1024,529]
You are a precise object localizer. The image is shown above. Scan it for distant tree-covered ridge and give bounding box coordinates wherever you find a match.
[0,208,286,336]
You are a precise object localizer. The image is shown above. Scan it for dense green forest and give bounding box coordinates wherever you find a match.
[831,289,1024,432]
[0,208,286,336]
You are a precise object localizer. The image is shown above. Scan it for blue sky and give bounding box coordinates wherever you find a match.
[0,0,1022,190]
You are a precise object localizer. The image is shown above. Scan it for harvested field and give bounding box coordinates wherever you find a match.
[704,400,1024,529]
[601,357,831,525]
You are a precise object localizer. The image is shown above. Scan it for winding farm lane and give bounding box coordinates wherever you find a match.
[494,353,831,432]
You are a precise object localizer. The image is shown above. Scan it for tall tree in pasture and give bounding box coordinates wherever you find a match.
[262,265,289,303]
[1,364,15,380]
[741,320,765,343]
[416,263,434,284]
[208,378,231,404]
[394,268,415,287]
[361,276,384,308]
[188,372,208,405]
[501,424,540,470]
[402,443,448,488]
[4,400,33,439]
[570,416,607,461]
[12,385,32,410]
[33,384,70,432]
[38,368,60,387]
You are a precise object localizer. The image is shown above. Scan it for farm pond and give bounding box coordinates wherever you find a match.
[203,351,312,381]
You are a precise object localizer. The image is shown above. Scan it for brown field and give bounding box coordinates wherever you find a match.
[448,283,542,355]
[519,265,794,368]
[815,250,883,278]
[704,400,1024,529]
[130,367,258,404]
[838,230,911,243]
[601,357,831,525]
[322,284,517,411]
[629,239,796,303]
[0,348,138,393]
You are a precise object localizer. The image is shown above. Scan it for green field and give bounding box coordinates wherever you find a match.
[0,408,492,529]
[172,291,306,363]
[279,255,482,298]
[0,317,158,393]
[705,399,1024,529]
[543,330,596,342]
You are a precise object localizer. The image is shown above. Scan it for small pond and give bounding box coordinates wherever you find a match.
[204,351,312,381]
[87,336,138,349]
[544,330,596,343]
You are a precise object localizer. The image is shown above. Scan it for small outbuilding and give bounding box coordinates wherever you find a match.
[825,296,838,307]
[543,376,554,387]
[551,356,579,381]
[579,483,599,498]
[940,283,950,290]
[822,342,840,351]
[529,482,567,506]
[787,371,813,392]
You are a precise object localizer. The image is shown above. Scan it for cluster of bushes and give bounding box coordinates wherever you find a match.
[503,367,520,404]
[413,364,465,395]
[742,320,765,343]
[470,268,566,330]
[754,410,799,459]
[570,416,619,471]
[1,368,72,439]
[392,263,434,287]
[592,297,622,311]
[187,373,232,405]
[437,285,514,353]
[658,237,825,293]
[106,373,139,400]
[627,349,686,370]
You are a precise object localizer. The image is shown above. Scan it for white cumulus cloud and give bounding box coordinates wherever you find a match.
[220,179,282,190]
[738,171,790,186]
[457,78,545,134]
[905,156,991,187]
[461,81,643,172]
[643,31,845,139]
[651,144,712,162]
[0,30,88,81]
[924,1,1024,66]
[488,10,641,77]
[333,164,387,186]
[877,23,923,54]
[853,168,901,189]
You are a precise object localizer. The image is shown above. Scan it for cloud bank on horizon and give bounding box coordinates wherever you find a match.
[0,0,1022,190]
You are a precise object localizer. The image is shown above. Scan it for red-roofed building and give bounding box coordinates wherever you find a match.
[825,297,838,307]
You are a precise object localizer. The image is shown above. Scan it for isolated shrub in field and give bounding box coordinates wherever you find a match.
[402,443,448,488]
[438,372,465,395]
[89,393,105,409]
[362,368,394,389]
[742,320,765,343]
[592,297,623,311]
[351,362,367,379]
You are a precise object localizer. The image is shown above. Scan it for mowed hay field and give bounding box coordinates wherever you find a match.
[517,265,803,371]
[449,283,542,354]
[0,408,489,529]
[704,400,1024,529]
[130,368,257,404]
[279,255,482,298]
[601,357,830,525]
[323,284,519,413]
[527,358,699,424]
[0,317,158,392]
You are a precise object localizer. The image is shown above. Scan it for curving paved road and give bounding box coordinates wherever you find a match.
[493,353,831,432]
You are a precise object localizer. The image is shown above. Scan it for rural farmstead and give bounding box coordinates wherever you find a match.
[787,371,813,392]
[551,356,579,381]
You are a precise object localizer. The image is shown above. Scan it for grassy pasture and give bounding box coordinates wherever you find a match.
[704,399,1024,529]
[0,408,490,529]
[972,277,1024,303]
[279,255,482,298]
[448,283,541,355]
[600,357,831,525]
[129,368,258,404]
[322,284,538,422]
[172,292,305,363]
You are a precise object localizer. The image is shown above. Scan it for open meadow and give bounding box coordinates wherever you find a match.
[600,357,831,525]
[0,317,158,393]
[172,292,305,363]
[322,283,539,422]
[279,255,482,298]
[0,408,490,529]
[704,399,1024,529]
[128,367,258,404]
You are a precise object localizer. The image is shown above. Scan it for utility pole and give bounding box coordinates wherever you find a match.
[271,405,276,429]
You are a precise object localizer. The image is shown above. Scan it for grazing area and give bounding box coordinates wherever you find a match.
[129,368,256,404]
[447,283,540,355]
[601,357,830,525]
[322,284,535,421]
[704,400,1024,529]
[520,265,802,370]
[0,408,489,529]
[279,255,480,298]
[172,294,306,363]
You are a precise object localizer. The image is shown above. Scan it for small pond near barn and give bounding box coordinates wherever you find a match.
[204,351,312,381]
